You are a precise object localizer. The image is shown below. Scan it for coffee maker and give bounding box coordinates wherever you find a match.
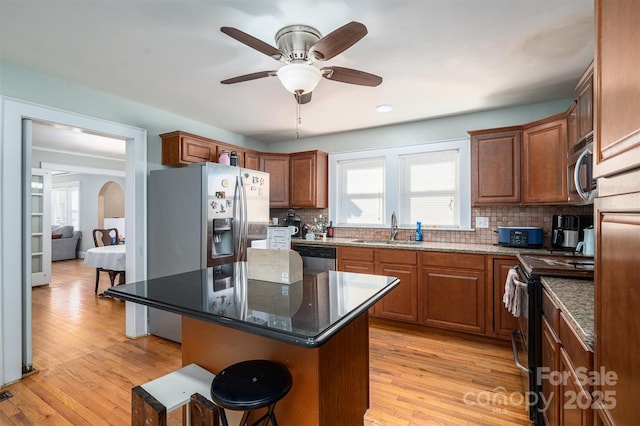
[283,209,302,238]
[551,215,593,251]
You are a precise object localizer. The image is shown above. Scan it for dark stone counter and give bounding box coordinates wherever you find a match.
[105,262,399,348]
[541,276,594,348]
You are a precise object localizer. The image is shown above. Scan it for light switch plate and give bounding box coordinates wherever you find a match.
[476,216,489,228]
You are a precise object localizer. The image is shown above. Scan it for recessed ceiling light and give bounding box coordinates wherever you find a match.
[375,104,392,113]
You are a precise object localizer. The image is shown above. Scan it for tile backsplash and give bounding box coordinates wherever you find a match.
[271,205,593,247]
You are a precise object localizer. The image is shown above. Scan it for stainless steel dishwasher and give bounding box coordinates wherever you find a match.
[292,245,336,270]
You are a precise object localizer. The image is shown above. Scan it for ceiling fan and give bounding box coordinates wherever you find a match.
[220,21,382,104]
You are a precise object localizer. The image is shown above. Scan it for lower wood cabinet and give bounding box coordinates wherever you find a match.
[372,249,418,322]
[540,301,595,426]
[337,246,374,274]
[558,312,594,425]
[491,257,520,339]
[421,252,486,334]
[541,316,561,426]
[337,247,418,322]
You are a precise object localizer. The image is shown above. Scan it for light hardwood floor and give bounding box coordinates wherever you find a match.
[0,259,529,425]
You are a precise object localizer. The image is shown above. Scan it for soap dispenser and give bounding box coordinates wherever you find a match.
[415,221,423,242]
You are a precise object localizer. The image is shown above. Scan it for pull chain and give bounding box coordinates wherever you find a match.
[295,91,302,139]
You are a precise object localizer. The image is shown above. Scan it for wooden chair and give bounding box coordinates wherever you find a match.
[92,228,124,293]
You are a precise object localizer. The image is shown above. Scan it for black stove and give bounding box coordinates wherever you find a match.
[517,253,594,279]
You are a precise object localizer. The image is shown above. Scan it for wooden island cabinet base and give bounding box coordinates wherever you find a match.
[181,313,370,426]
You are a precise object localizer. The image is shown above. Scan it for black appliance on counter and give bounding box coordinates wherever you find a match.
[510,254,594,425]
[551,215,593,251]
[497,226,543,248]
[283,209,302,238]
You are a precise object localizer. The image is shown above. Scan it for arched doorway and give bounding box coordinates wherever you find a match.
[98,181,125,239]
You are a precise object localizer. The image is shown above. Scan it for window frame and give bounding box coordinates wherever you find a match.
[329,138,471,230]
[51,180,80,229]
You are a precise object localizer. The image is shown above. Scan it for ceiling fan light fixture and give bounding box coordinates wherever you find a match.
[277,64,322,94]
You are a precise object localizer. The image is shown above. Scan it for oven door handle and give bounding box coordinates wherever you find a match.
[511,330,530,375]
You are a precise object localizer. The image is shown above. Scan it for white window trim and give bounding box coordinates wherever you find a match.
[52,180,80,229]
[329,138,471,230]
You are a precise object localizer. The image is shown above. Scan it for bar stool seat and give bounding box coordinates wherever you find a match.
[210,360,292,426]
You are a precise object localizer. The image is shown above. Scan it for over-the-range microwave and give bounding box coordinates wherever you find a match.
[568,139,597,204]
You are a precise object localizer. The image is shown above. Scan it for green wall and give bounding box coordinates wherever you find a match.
[0,60,267,169]
[2,59,573,158]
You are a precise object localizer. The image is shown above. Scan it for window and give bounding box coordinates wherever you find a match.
[398,150,459,227]
[51,181,80,228]
[329,139,470,229]
[336,157,385,225]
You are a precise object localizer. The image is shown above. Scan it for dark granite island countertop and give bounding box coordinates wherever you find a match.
[106,262,399,425]
[105,262,399,348]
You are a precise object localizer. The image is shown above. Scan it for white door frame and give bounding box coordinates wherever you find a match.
[0,96,148,386]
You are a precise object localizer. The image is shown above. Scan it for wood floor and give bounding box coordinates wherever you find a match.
[0,259,529,425]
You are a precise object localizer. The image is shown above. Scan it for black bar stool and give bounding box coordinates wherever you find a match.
[210,360,292,426]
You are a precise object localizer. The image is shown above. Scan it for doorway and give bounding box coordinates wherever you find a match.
[0,97,148,386]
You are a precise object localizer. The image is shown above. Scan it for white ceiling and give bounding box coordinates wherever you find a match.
[1,0,594,151]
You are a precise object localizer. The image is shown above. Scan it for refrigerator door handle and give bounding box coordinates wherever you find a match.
[238,175,248,261]
[233,176,242,261]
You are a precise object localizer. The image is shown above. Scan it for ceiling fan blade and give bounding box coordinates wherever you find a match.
[221,71,276,85]
[322,66,382,87]
[221,27,285,61]
[309,21,368,61]
[295,92,312,104]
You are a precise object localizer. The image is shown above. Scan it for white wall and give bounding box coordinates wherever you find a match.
[52,173,126,254]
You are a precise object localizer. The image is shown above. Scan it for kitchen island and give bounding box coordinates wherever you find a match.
[105,262,399,425]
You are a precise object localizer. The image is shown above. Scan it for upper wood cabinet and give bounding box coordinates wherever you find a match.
[161,130,256,168]
[574,62,593,148]
[161,131,217,165]
[289,150,328,208]
[469,128,522,205]
[594,0,640,180]
[244,151,260,170]
[522,114,568,204]
[160,131,328,209]
[470,113,569,206]
[566,101,578,152]
[260,153,290,208]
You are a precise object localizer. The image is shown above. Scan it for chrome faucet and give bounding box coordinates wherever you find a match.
[390,211,398,241]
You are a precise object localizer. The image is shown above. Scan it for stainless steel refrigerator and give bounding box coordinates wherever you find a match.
[147,162,270,342]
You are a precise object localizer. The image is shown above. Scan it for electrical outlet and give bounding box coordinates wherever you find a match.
[475,216,489,228]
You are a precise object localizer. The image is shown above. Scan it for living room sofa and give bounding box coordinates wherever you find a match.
[51,225,82,261]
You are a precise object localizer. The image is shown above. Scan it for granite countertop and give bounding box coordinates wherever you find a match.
[291,237,546,256]
[104,262,399,348]
[541,276,594,349]
[292,237,594,349]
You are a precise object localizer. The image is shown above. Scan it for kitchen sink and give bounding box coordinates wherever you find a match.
[351,239,422,246]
